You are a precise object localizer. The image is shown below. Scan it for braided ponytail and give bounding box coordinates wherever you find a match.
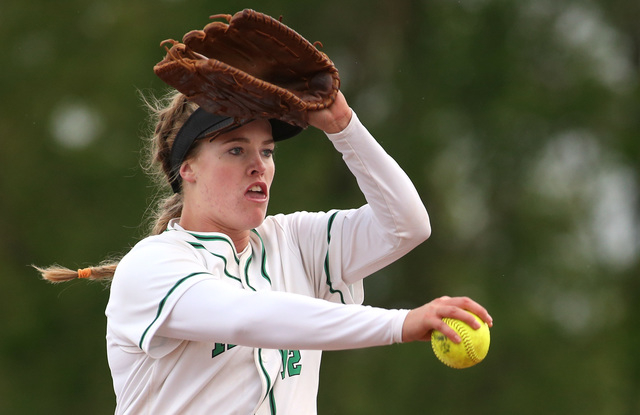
[35,90,197,282]
[35,263,119,283]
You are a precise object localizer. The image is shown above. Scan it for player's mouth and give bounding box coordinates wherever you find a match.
[245,183,268,202]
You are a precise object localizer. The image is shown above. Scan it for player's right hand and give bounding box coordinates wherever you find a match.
[401,296,493,344]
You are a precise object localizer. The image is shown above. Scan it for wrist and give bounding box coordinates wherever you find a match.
[323,108,353,134]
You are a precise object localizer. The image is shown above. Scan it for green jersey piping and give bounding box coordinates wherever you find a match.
[323,212,347,304]
[251,229,272,286]
[257,348,277,415]
[186,241,242,283]
[186,232,240,264]
[139,271,210,349]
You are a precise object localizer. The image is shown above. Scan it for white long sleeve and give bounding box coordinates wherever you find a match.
[158,278,408,350]
[322,111,431,284]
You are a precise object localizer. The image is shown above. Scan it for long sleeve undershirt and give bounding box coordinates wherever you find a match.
[159,279,409,350]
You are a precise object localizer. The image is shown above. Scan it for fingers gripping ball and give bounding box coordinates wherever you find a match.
[431,312,490,369]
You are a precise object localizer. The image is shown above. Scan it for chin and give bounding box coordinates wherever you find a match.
[245,211,267,229]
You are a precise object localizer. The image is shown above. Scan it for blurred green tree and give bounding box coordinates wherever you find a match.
[1,0,637,414]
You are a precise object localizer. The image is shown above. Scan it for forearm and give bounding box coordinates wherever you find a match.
[327,112,431,244]
[157,279,408,350]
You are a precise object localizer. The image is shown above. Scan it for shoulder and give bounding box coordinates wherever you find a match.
[110,231,216,310]
[113,231,205,289]
[119,231,197,266]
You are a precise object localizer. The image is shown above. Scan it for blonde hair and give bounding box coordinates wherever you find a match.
[36,90,198,283]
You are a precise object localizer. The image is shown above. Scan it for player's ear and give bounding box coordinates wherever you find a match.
[180,161,197,185]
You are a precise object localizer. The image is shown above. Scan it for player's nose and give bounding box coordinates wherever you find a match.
[247,151,267,176]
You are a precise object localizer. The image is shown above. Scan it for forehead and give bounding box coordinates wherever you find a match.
[216,119,274,144]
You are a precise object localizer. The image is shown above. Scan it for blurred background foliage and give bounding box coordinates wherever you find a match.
[1,0,638,413]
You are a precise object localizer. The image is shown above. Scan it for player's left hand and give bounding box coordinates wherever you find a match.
[307,91,352,134]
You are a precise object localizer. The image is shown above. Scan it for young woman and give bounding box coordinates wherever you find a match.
[38,90,492,414]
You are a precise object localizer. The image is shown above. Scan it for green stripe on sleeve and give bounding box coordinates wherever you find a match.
[138,271,210,349]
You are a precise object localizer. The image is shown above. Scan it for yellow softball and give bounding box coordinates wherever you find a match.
[431,311,490,369]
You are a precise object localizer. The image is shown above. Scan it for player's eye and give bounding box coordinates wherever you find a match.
[229,147,243,155]
[262,148,274,158]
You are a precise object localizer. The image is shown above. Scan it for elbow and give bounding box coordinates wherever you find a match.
[420,220,432,242]
[408,206,432,245]
[412,216,431,244]
[403,197,431,243]
[395,209,431,248]
[414,205,431,245]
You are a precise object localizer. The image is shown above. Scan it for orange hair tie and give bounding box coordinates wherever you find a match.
[77,268,92,279]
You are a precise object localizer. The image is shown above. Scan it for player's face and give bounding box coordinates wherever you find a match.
[179,119,275,237]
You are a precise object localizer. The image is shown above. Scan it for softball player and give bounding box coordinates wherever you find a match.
[39,91,492,414]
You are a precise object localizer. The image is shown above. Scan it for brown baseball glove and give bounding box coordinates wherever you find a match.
[153,9,340,128]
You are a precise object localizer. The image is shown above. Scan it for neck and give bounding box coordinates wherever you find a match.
[230,234,251,253]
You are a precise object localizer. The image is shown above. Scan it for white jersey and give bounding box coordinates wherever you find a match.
[105,112,430,414]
